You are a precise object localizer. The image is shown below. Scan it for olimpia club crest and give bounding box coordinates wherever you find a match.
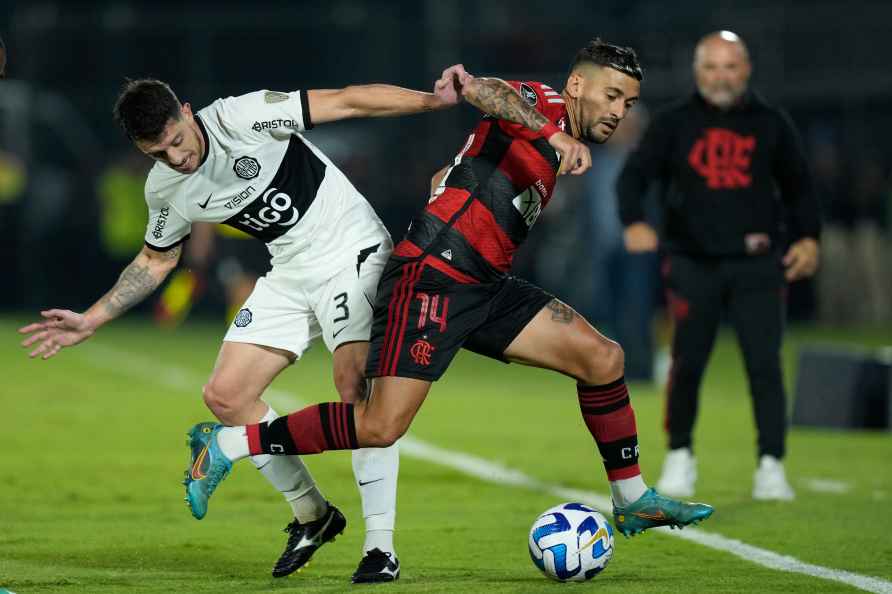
[234,308,252,327]
[233,156,261,180]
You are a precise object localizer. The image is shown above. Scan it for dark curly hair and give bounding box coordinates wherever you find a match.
[112,79,182,142]
[570,38,643,81]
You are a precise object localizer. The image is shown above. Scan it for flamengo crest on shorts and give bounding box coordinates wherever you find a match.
[234,308,253,327]
[410,338,435,366]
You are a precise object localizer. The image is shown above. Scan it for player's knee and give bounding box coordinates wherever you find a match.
[202,379,249,421]
[358,414,408,448]
[580,339,625,385]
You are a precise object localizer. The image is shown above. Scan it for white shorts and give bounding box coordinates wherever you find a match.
[223,238,393,358]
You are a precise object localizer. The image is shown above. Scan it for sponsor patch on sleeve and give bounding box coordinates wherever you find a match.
[264,91,290,104]
[519,83,538,106]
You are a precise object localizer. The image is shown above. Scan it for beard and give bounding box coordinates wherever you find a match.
[702,83,744,108]
[586,120,617,144]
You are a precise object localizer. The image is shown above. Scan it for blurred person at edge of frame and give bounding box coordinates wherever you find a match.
[585,106,660,381]
[616,31,820,501]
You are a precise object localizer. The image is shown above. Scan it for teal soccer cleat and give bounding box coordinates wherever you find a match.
[183,422,233,520]
[613,488,714,537]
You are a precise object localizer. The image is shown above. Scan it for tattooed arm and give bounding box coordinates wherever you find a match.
[18,244,182,359]
[93,244,182,322]
[457,73,591,175]
[462,77,553,133]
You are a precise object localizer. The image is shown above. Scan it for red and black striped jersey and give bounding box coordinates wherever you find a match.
[393,81,570,284]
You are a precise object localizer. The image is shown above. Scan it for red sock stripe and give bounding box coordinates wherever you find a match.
[389,262,424,376]
[580,393,630,410]
[380,263,412,376]
[578,385,628,398]
[582,404,639,443]
[246,423,262,456]
[337,403,349,450]
[287,405,328,454]
[325,404,339,449]
[579,395,628,407]
[607,464,641,481]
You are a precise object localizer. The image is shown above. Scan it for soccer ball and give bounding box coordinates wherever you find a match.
[528,502,614,581]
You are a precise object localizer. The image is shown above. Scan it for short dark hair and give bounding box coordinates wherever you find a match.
[112,79,182,142]
[570,38,643,81]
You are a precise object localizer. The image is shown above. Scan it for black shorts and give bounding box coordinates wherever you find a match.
[216,236,271,280]
[365,258,554,381]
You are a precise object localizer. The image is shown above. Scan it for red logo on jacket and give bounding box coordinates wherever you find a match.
[688,128,756,189]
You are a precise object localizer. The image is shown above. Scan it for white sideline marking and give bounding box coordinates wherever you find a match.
[81,344,892,594]
[802,478,852,494]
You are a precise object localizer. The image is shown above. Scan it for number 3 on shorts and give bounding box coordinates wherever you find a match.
[333,292,350,323]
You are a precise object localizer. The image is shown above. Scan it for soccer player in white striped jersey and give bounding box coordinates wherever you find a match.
[18,74,467,582]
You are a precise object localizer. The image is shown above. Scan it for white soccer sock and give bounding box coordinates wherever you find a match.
[352,442,400,555]
[216,425,251,461]
[250,407,328,523]
[610,475,648,507]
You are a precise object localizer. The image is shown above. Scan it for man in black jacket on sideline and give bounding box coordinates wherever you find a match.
[617,30,820,501]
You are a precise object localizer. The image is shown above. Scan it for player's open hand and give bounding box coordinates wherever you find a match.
[782,237,819,281]
[549,131,591,176]
[433,64,473,106]
[18,309,95,360]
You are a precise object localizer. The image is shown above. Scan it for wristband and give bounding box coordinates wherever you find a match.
[540,121,561,139]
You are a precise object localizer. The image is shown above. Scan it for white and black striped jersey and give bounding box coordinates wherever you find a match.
[143,89,389,276]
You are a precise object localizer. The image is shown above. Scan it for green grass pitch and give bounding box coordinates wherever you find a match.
[1,314,890,593]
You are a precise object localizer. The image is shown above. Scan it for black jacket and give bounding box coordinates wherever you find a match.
[617,91,820,256]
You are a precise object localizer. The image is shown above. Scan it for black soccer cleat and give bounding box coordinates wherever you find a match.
[272,503,346,578]
[351,548,401,584]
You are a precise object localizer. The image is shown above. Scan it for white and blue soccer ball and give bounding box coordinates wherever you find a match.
[528,502,614,582]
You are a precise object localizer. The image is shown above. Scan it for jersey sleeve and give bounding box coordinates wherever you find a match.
[496,81,566,141]
[143,183,191,252]
[207,90,313,145]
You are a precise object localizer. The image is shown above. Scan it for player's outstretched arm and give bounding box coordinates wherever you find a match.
[307,81,461,125]
[18,244,182,359]
[454,68,591,175]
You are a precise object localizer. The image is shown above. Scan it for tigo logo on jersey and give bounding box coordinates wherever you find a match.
[236,187,299,233]
[688,128,756,189]
[233,156,261,180]
[234,308,253,327]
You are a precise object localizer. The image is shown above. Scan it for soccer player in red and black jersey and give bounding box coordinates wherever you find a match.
[198,39,714,548]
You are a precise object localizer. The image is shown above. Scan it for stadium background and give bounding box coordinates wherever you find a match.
[1,0,891,321]
[1,1,891,593]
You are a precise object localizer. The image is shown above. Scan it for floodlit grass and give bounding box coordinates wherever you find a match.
[2,315,890,593]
